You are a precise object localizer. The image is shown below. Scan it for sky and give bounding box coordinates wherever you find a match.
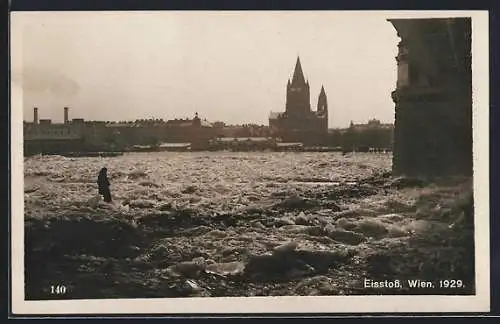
[12,11,401,128]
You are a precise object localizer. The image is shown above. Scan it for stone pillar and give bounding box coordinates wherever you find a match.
[388,18,472,178]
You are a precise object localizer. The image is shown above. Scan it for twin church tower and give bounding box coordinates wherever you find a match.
[269,56,329,144]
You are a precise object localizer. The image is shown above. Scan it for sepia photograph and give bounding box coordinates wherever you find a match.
[10,10,490,315]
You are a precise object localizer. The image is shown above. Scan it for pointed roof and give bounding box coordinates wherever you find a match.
[291,56,306,85]
[317,85,328,113]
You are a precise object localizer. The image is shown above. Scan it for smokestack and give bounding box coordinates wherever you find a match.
[33,107,38,124]
[64,107,69,124]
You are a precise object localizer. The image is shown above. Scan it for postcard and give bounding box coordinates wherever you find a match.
[10,10,490,315]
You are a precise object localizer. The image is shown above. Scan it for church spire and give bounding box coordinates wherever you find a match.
[317,85,328,114]
[291,56,306,85]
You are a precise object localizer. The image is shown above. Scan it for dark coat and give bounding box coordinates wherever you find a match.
[97,170,110,194]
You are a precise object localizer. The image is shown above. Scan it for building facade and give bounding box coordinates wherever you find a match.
[23,108,216,154]
[389,18,473,177]
[336,119,394,152]
[269,57,328,144]
[23,107,88,155]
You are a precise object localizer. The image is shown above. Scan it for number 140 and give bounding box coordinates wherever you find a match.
[50,285,67,295]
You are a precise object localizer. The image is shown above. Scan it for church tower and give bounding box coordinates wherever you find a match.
[286,56,311,116]
[317,85,327,114]
[317,85,328,132]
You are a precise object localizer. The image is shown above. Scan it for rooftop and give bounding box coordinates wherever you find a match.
[159,142,191,148]
[216,137,273,142]
[276,142,304,147]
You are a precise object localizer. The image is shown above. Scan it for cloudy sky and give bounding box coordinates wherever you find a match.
[12,11,402,128]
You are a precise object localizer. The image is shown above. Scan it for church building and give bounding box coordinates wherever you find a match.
[269,57,328,144]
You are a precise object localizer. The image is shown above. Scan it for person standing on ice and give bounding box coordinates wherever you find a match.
[97,167,112,203]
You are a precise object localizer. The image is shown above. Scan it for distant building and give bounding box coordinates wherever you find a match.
[269,57,328,144]
[163,112,213,143]
[348,118,394,132]
[327,119,394,152]
[105,122,161,147]
[214,123,273,138]
[209,136,275,151]
[23,107,88,155]
[24,107,85,141]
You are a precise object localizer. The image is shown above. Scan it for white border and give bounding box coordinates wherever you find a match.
[10,10,490,315]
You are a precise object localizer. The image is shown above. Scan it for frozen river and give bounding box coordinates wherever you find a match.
[23,152,474,299]
[24,151,392,217]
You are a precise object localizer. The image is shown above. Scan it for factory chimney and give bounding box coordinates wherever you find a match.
[64,107,69,124]
[33,107,38,124]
